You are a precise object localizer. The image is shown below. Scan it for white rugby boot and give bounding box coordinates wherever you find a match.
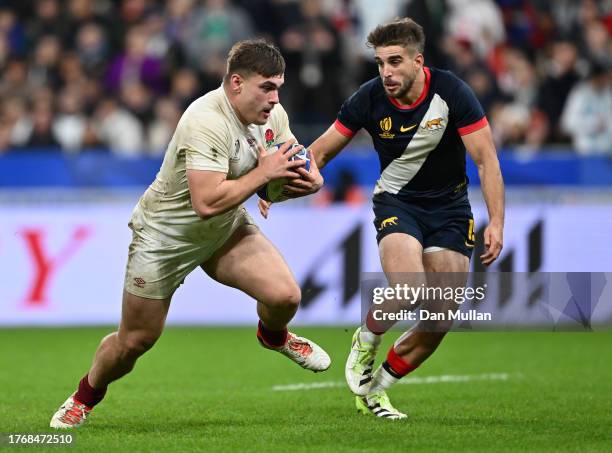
[345,327,381,395]
[259,332,331,372]
[50,394,93,429]
[355,391,407,420]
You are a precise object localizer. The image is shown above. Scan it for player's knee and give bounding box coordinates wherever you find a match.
[119,331,160,358]
[265,282,301,309]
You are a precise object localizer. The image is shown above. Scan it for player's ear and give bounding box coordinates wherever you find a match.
[229,73,243,94]
[414,52,424,68]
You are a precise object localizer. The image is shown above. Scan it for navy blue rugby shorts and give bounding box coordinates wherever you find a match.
[372,191,475,258]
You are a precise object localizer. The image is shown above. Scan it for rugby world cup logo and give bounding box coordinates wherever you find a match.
[379,117,395,139]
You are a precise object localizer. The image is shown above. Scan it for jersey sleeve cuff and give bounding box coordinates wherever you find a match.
[457,116,489,136]
[185,163,229,173]
[334,119,356,138]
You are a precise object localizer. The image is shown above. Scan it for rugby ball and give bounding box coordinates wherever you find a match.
[257,143,311,202]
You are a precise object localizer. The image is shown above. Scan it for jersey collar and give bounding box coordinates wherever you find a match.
[387,67,431,110]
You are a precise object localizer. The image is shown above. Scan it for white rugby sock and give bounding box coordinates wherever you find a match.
[359,326,382,346]
[367,364,399,394]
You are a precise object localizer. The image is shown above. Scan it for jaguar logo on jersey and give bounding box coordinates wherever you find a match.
[423,117,444,131]
[379,216,398,230]
[379,117,395,139]
[265,129,275,147]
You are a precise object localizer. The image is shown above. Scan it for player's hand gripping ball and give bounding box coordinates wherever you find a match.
[257,142,311,202]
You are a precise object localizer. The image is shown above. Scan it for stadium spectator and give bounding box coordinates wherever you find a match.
[170,67,200,110]
[533,38,581,146]
[489,47,538,147]
[26,0,66,46]
[75,23,109,78]
[24,99,61,148]
[147,97,181,154]
[58,52,87,86]
[0,7,26,57]
[53,86,89,152]
[63,0,112,50]
[402,0,448,68]
[0,58,29,99]
[93,98,144,157]
[120,80,154,124]
[351,0,406,85]
[164,0,195,45]
[583,20,611,68]
[182,0,254,77]
[1,96,30,148]
[561,63,612,155]
[464,66,503,115]
[445,0,506,60]
[28,35,62,90]
[278,0,344,124]
[106,25,166,94]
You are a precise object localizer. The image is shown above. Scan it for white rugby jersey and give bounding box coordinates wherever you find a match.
[130,85,294,243]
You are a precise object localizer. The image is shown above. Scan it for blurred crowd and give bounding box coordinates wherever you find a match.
[0,0,610,156]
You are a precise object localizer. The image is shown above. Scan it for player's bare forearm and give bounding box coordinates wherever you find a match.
[188,168,270,220]
[464,125,505,264]
[308,124,352,169]
[477,157,505,265]
[464,126,505,225]
[190,143,304,218]
[479,162,504,226]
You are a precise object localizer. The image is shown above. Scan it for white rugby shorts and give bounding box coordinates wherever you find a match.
[123,207,254,299]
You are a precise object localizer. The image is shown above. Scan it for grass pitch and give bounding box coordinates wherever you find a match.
[1,327,611,452]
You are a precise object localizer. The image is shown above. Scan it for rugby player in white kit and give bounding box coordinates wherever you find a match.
[50,40,330,429]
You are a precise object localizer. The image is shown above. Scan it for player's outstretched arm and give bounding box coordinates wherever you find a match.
[309,123,353,169]
[463,124,505,266]
[189,142,304,219]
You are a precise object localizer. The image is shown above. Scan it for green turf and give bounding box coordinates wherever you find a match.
[1,327,611,452]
